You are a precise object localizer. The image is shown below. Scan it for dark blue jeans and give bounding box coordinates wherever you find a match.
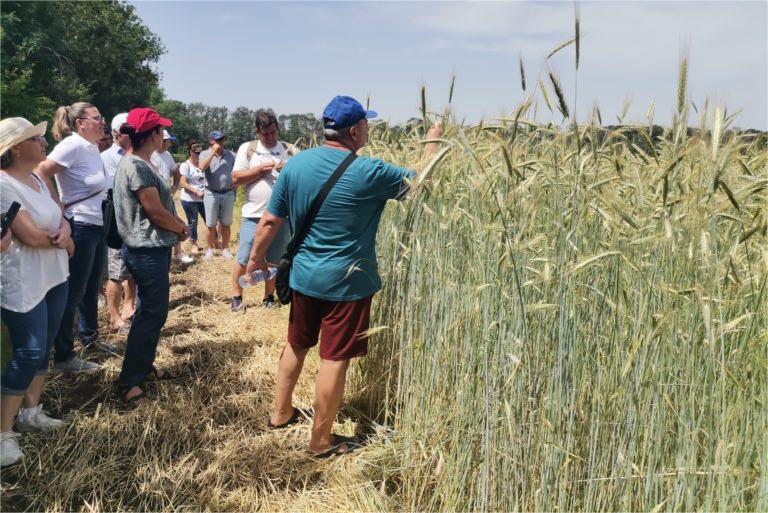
[2,282,68,395]
[181,201,206,242]
[54,221,106,363]
[118,246,172,388]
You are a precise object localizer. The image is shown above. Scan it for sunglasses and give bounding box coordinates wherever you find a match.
[79,115,104,123]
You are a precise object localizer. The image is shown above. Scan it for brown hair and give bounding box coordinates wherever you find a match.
[186,139,200,154]
[120,124,161,151]
[0,150,13,169]
[255,109,278,132]
[52,102,95,141]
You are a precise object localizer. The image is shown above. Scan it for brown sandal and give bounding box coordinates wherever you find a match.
[146,366,181,381]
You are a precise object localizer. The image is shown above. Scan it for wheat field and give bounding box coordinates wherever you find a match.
[1,62,766,511]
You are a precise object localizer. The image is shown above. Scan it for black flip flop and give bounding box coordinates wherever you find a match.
[309,434,361,459]
[267,407,313,429]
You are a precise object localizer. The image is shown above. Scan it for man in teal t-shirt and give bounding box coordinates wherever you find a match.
[246,95,441,457]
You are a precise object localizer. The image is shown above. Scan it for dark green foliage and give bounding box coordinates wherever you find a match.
[1,0,164,123]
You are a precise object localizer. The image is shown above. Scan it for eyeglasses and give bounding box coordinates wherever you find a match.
[25,135,46,144]
[79,115,104,123]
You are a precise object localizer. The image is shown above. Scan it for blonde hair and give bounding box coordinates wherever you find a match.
[52,102,95,141]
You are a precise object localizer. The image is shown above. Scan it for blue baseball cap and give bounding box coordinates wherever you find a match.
[162,130,176,142]
[208,130,225,141]
[322,96,377,130]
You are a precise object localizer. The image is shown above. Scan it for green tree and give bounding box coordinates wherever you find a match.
[278,113,322,147]
[1,0,164,123]
[151,95,200,156]
[226,107,257,150]
[186,102,228,146]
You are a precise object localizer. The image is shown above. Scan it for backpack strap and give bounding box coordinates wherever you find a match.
[246,140,259,161]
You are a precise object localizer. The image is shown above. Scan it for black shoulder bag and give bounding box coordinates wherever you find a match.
[275,151,357,304]
[101,189,123,250]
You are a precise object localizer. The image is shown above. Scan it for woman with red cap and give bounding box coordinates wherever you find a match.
[112,108,190,404]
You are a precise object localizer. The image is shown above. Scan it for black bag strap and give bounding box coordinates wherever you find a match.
[285,151,357,258]
[63,188,105,210]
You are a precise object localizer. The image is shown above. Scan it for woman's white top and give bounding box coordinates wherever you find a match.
[179,160,205,203]
[0,173,69,313]
[48,132,106,225]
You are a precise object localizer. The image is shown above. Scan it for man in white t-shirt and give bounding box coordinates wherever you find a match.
[150,130,181,192]
[100,113,136,332]
[150,131,193,264]
[230,109,295,312]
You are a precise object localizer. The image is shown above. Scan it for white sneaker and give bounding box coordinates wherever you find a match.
[176,254,194,264]
[221,249,233,259]
[203,249,214,261]
[16,405,64,433]
[1,432,23,467]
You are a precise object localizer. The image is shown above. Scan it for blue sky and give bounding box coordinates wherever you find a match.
[131,1,767,129]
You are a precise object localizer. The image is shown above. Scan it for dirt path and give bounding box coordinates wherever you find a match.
[1,241,384,511]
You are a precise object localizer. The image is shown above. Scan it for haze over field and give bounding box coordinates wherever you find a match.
[132,0,768,129]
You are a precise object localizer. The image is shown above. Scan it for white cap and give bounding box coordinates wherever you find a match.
[111,112,129,133]
[162,129,176,141]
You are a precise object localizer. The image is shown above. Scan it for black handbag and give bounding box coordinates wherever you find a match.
[275,151,357,304]
[101,189,123,250]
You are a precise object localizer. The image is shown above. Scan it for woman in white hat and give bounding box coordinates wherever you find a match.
[35,102,117,373]
[0,117,74,467]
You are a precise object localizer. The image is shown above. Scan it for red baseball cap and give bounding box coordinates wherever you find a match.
[126,107,172,133]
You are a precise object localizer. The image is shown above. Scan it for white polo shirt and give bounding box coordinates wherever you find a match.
[49,132,107,225]
[233,140,290,219]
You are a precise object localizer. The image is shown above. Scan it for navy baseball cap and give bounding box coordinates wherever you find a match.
[322,96,377,130]
[208,130,225,140]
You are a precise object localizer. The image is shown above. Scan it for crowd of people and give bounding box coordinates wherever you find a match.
[0,95,441,465]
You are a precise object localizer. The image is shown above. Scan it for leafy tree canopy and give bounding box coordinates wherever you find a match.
[1,0,165,123]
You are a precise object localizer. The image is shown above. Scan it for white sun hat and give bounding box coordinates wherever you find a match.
[0,117,47,158]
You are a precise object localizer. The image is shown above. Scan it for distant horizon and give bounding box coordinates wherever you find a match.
[131,1,767,131]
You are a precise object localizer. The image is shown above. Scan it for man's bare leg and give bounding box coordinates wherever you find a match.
[308,358,350,453]
[220,224,231,251]
[232,261,246,298]
[206,226,218,252]
[106,279,127,330]
[270,344,310,426]
[121,279,136,320]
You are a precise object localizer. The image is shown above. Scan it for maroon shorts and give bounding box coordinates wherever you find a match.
[287,290,373,361]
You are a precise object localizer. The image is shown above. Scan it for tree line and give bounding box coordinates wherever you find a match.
[0,0,323,155]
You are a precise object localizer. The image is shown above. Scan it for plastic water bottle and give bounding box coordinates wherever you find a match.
[238,267,278,288]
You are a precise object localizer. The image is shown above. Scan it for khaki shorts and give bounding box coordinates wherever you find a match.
[107,247,131,281]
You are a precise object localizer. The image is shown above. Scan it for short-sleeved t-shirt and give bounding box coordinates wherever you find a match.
[268,146,414,301]
[150,151,176,184]
[48,132,107,225]
[233,140,291,218]
[199,149,235,191]
[113,155,178,249]
[179,160,206,203]
[0,173,69,313]
[101,143,126,189]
